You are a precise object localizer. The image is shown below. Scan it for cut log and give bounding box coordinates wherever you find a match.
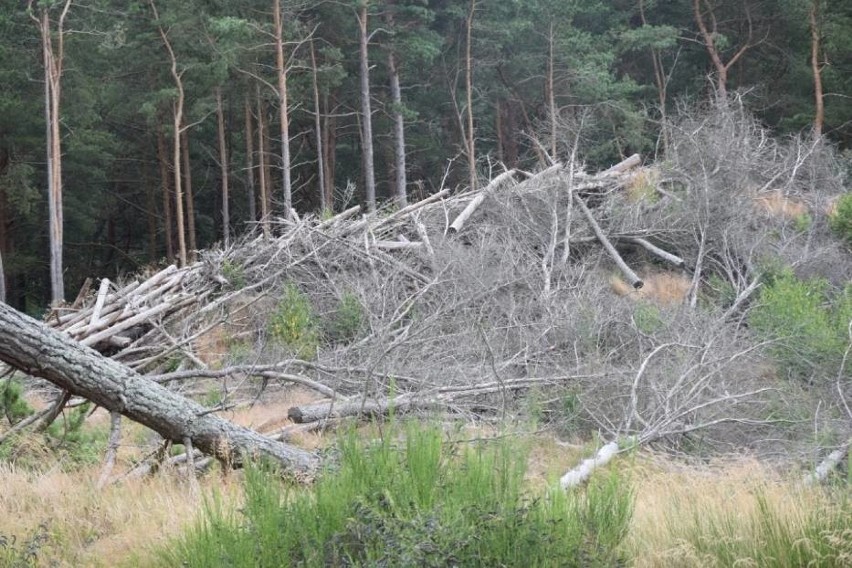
[559,441,620,489]
[449,169,517,233]
[0,303,318,475]
[573,193,644,289]
[601,153,641,175]
[803,439,851,485]
[622,237,684,267]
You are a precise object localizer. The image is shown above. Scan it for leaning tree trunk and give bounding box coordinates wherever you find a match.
[0,303,318,474]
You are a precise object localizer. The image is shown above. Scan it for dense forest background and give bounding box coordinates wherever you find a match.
[1,0,849,311]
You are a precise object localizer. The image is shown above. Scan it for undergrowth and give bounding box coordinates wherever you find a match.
[158,423,634,567]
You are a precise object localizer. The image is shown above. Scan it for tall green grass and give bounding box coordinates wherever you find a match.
[158,423,634,567]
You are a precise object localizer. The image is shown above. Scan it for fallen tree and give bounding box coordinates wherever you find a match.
[0,303,318,475]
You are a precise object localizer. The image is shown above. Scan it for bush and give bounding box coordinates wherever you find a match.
[750,268,852,382]
[1,380,34,426]
[159,423,634,567]
[830,193,852,246]
[268,282,320,359]
[325,291,364,344]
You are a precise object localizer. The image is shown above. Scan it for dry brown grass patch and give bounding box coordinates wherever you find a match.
[627,455,830,567]
[753,190,809,219]
[610,270,691,306]
[0,463,240,567]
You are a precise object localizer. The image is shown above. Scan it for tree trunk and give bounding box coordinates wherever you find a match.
[692,0,753,106]
[809,0,824,138]
[547,22,557,159]
[180,130,196,259]
[0,249,5,304]
[465,0,477,190]
[145,162,158,262]
[257,87,271,238]
[309,40,327,213]
[244,95,257,223]
[358,3,377,212]
[30,1,71,305]
[322,92,337,209]
[0,302,318,474]
[0,175,7,304]
[151,0,187,266]
[272,0,293,219]
[156,124,174,260]
[388,50,407,207]
[215,87,230,247]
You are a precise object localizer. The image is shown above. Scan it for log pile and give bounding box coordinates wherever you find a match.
[45,153,676,371]
[0,155,699,481]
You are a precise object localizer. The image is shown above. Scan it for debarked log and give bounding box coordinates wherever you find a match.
[0,303,318,475]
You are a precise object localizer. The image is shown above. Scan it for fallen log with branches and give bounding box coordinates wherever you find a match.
[0,302,318,475]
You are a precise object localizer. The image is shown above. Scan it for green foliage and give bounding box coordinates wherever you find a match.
[829,193,852,246]
[45,403,109,465]
[159,423,634,567]
[220,260,246,289]
[679,491,852,567]
[1,380,34,426]
[268,282,320,360]
[0,524,49,568]
[793,212,813,233]
[633,303,665,334]
[750,269,852,382]
[325,291,364,344]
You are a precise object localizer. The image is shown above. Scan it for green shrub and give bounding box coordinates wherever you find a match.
[750,269,852,382]
[160,423,634,567]
[325,291,364,344]
[221,260,247,289]
[45,403,109,465]
[1,380,34,426]
[633,303,665,334]
[0,524,49,567]
[829,193,852,245]
[268,282,320,360]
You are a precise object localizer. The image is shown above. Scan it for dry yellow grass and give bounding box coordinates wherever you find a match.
[610,270,692,306]
[753,190,809,219]
[0,463,240,567]
[627,455,838,567]
[0,391,313,567]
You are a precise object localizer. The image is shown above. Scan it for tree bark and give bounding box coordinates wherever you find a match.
[692,0,753,105]
[30,0,71,305]
[358,3,377,212]
[180,130,196,259]
[215,87,230,247]
[257,87,271,238]
[244,95,257,223]
[150,0,187,266]
[547,22,557,159]
[322,92,337,209]
[809,0,824,138]
[156,123,174,260]
[465,0,477,190]
[0,302,318,474]
[388,50,407,207]
[309,40,327,213]
[0,248,5,304]
[272,0,293,219]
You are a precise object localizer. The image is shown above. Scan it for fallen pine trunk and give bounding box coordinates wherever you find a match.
[0,303,318,475]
